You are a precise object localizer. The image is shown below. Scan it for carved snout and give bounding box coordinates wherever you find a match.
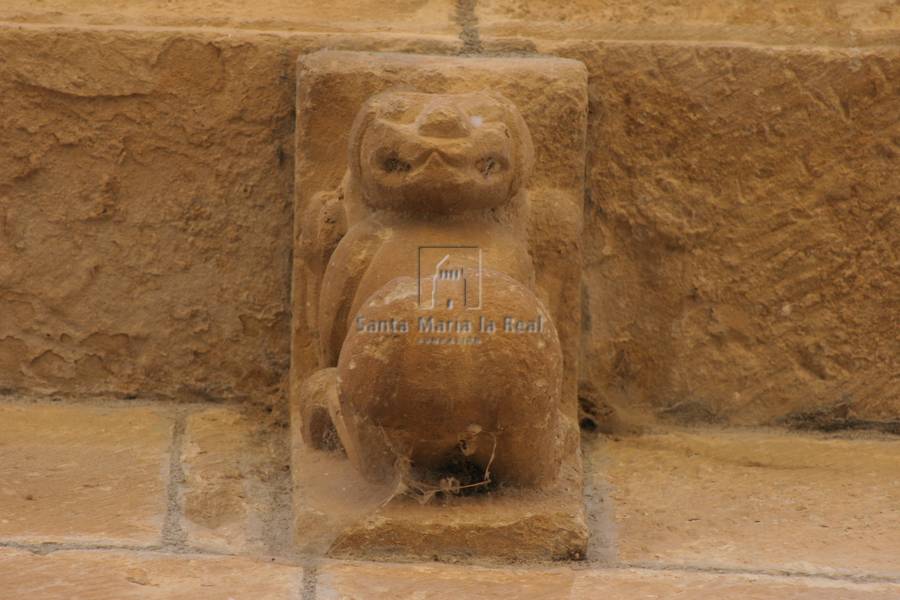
[416,103,471,139]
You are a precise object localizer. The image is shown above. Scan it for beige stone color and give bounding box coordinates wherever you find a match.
[0,403,170,545]
[302,90,568,489]
[290,51,589,560]
[293,53,588,493]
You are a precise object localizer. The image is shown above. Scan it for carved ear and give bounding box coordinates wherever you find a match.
[508,104,535,195]
[482,92,535,195]
[346,96,381,183]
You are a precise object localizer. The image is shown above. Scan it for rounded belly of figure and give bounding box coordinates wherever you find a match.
[337,269,563,486]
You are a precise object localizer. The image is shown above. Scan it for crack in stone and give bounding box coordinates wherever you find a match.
[301,563,318,600]
[0,541,167,556]
[617,561,900,586]
[581,440,618,564]
[0,391,248,408]
[0,540,232,557]
[454,0,482,54]
[161,410,188,548]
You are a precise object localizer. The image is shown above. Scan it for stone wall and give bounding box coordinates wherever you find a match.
[1,30,297,402]
[0,3,896,426]
[559,40,900,427]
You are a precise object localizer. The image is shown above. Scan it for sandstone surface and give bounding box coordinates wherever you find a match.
[0,548,304,600]
[0,4,896,429]
[0,397,898,596]
[594,429,900,577]
[0,403,170,545]
[181,407,288,553]
[317,561,900,599]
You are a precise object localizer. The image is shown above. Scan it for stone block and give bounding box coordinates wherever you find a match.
[181,407,286,554]
[0,548,303,600]
[0,0,458,35]
[0,403,170,545]
[596,430,900,577]
[552,40,900,427]
[0,28,299,403]
[478,1,900,46]
[292,50,588,406]
[0,19,896,429]
[317,561,900,599]
[290,50,589,561]
[292,439,587,562]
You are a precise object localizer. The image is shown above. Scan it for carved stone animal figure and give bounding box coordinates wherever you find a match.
[300,91,566,489]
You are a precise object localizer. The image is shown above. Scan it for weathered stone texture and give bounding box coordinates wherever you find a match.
[0,549,304,600]
[181,407,288,553]
[2,549,898,599]
[317,562,577,599]
[479,0,900,46]
[317,561,900,599]
[0,408,898,595]
[0,27,469,404]
[290,52,589,561]
[0,23,897,427]
[0,29,297,402]
[0,0,458,34]
[595,430,900,577]
[3,1,897,46]
[0,403,170,544]
[561,42,900,426]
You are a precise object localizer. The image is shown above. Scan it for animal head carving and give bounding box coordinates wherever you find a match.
[347,91,534,213]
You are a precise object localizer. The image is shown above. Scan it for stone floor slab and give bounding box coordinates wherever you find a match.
[0,402,172,545]
[594,430,900,577]
[292,429,588,563]
[181,407,284,553]
[317,561,577,599]
[317,561,900,599]
[0,548,303,599]
[574,569,900,599]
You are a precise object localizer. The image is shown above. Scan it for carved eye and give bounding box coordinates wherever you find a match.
[476,156,502,178]
[383,156,411,173]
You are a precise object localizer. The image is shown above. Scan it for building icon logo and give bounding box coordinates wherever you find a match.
[417,246,482,310]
